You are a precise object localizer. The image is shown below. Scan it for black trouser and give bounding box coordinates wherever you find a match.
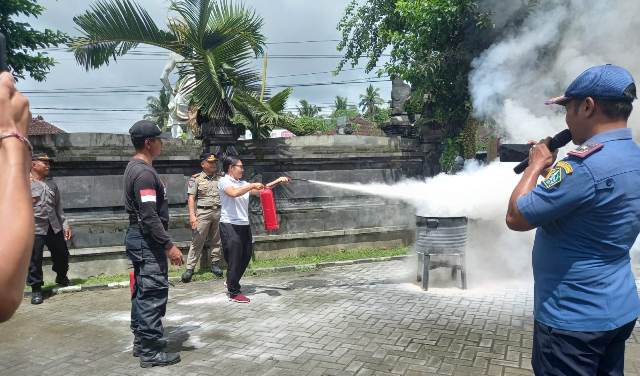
[28,226,69,289]
[125,226,169,352]
[219,223,252,296]
[532,319,637,376]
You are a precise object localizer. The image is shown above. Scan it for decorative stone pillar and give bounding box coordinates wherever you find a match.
[418,119,445,177]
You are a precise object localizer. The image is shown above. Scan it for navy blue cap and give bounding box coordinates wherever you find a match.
[129,120,167,139]
[546,64,637,105]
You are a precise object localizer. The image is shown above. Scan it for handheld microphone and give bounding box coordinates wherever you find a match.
[513,129,572,174]
[0,33,7,72]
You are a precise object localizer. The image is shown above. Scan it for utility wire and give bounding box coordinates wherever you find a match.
[53,54,389,62]
[32,107,146,112]
[43,39,342,51]
[23,77,389,95]
[20,67,382,93]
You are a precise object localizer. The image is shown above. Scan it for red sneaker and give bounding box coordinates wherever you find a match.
[229,293,250,303]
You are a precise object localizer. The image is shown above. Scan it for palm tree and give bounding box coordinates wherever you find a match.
[334,96,348,111]
[144,87,171,130]
[234,88,294,139]
[359,84,384,117]
[297,99,321,117]
[70,0,265,123]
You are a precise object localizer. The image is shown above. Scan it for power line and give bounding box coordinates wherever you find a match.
[20,67,382,93]
[23,84,160,91]
[34,120,141,123]
[43,39,342,51]
[33,113,142,117]
[266,39,341,45]
[54,55,387,62]
[23,76,390,95]
[269,67,378,79]
[31,107,145,112]
[270,78,389,89]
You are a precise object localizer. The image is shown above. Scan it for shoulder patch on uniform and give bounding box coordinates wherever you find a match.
[555,160,573,175]
[567,143,603,159]
[542,168,563,189]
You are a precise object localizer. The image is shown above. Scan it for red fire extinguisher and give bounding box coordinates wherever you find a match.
[260,188,279,231]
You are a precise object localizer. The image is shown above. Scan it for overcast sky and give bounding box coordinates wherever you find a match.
[19,0,391,133]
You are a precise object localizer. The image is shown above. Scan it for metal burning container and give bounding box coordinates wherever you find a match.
[415,216,468,290]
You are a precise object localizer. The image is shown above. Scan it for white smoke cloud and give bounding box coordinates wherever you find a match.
[312,161,537,283]
[312,160,519,220]
[466,218,534,285]
[470,0,640,142]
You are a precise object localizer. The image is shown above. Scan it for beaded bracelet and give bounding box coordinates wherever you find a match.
[0,132,33,153]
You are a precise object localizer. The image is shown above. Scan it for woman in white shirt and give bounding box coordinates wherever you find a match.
[218,155,289,303]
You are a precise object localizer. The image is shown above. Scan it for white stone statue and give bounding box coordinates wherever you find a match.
[160,52,195,138]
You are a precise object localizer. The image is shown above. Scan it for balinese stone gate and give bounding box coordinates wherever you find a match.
[30,133,424,279]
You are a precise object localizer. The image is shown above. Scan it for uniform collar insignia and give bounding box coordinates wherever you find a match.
[568,143,603,159]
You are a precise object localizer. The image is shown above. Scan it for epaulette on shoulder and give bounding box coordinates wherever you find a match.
[567,143,603,159]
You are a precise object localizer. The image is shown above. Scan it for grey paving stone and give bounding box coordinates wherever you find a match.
[1,260,639,376]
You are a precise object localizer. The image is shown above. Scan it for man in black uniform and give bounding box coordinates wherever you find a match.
[124,120,184,368]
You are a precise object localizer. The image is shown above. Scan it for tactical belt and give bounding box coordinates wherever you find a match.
[197,205,220,209]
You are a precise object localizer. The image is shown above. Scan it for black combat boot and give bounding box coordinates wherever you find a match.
[210,262,223,278]
[140,351,181,368]
[139,338,180,368]
[133,337,167,357]
[55,275,70,287]
[31,288,43,305]
[181,268,194,283]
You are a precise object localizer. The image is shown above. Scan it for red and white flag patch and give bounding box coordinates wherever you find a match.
[140,189,157,203]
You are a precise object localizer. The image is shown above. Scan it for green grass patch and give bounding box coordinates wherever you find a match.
[30,247,409,290]
[248,247,409,270]
[38,273,131,290]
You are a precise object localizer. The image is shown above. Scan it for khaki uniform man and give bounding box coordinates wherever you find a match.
[181,153,223,283]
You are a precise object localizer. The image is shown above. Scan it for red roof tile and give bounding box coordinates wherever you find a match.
[29,116,66,136]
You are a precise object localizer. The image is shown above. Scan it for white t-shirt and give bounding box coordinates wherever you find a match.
[218,174,250,225]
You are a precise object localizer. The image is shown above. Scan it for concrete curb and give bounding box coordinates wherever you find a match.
[25,255,409,298]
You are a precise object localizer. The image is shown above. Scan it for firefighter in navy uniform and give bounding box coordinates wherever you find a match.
[507,65,640,375]
[123,120,184,368]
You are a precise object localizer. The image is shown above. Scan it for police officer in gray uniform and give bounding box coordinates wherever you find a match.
[181,152,223,283]
[507,65,640,375]
[28,153,72,305]
[124,120,184,368]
